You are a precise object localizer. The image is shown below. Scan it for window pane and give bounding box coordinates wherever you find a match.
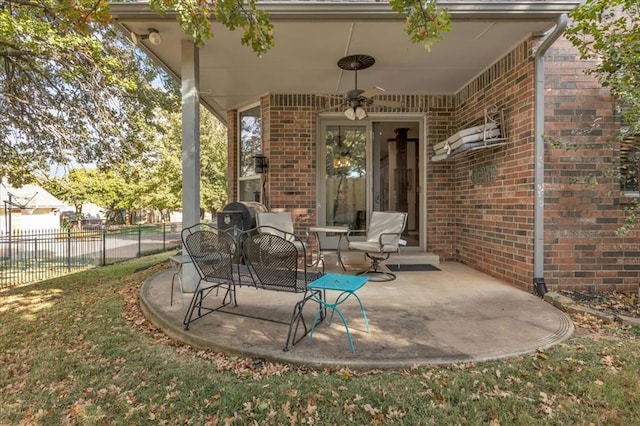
[239,179,261,202]
[239,105,261,178]
[620,135,640,192]
[325,125,367,228]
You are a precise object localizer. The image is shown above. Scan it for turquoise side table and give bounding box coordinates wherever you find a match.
[307,273,370,353]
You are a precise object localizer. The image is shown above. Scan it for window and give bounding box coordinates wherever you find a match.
[238,105,262,201]
[620,134,640,193]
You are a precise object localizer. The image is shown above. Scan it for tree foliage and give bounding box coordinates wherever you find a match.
[41,168,130,223]
[200,110,229,217]
[0,0,273,185]
[150,0,274,54]
[389,0,451,51]
[0,0,179,185]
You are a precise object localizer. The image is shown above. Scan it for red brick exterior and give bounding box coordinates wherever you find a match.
[225,36,638,292]
[427,41,537,290]
[262,95,318,230]
[543,38,637,292]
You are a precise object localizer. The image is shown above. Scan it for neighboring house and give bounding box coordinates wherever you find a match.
[110,1,636,293]
[0,182,67,232]
[61,202,106,220]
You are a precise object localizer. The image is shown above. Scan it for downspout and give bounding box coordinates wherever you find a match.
[531,13,569,296]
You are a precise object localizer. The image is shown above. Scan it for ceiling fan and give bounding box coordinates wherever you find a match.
[334,54,404,120]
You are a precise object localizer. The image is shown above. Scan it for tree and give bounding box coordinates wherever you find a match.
[42,169,97,221]
[563,0,640,233]
[40,168,131,225]
[565,0,639,136]
[151,0,450,52]
[200,110,229,218]
[1,0,179,185]
[145,107,229,221]
[0,0,275,185]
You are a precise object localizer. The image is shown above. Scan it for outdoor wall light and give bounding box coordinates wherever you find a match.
[254,154,268,174]
[131,28,162,46]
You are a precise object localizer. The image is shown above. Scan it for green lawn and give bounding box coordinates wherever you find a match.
[1,253,639,425]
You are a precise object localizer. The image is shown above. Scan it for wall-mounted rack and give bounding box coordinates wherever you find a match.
[431,107,508,162]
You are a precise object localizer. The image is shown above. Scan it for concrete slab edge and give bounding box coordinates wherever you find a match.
[139,276,284,363]
[139,272,577,370]
[544,291,640,328]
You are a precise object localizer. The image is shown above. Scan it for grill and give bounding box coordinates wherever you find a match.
[217,201,267,234]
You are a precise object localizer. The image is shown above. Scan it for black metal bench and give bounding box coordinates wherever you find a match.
[181,223,324,351]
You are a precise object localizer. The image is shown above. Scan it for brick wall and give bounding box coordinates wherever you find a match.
[543,38,638,292]
[426,41,537,290]
[263,94,319,230]
[224,37,637,292]
[425,103,457,260]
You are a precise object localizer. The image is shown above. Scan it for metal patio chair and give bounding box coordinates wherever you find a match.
[256,212,310,251]
[242,232,324,351]
[255,211,321,271]
[346,211,408,281]
[181,223,241,330]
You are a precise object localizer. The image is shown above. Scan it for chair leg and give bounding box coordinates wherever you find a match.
[171,272,177,306]
[356,253,396,282]
[284,290,324,352]
[183,283,235,330]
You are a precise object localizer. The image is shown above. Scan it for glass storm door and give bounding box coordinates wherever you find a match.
[324,124,367,231]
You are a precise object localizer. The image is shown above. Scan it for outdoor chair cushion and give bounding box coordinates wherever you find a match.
[256,212,308,252]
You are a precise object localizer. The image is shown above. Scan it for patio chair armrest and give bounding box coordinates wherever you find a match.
[298,229,310,242]
[378,231,403,248]
[346,229,366,242]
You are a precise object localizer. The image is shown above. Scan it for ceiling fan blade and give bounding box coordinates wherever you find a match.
[317,98,347,113]
[372,99,405,108]
[320,94,344,100]
[359,86,385,98]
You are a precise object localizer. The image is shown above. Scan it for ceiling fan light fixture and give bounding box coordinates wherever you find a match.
[344,107,357,120]
[355,106,367,120]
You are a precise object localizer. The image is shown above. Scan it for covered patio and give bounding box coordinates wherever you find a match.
[141,252,573,369]
[110,1,584,292]
[115,1,578,366]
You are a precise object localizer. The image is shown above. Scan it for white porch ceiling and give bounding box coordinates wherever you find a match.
[110,1,580,123]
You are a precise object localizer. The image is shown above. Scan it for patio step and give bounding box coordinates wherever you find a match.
[340,251,439,266]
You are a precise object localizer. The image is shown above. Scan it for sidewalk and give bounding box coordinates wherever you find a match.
[140,259,573,370]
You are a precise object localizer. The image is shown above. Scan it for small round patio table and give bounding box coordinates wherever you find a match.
[309,226,349,271]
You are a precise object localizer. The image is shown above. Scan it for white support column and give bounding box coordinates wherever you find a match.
[181,40,200,293]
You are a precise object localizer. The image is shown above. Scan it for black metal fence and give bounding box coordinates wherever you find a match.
[0,223,181,289]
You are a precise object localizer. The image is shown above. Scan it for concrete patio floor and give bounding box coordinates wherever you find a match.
[140,253,573,370]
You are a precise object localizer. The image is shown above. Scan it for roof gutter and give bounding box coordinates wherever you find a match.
[531,13,569,296]
[109,2,582,21]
